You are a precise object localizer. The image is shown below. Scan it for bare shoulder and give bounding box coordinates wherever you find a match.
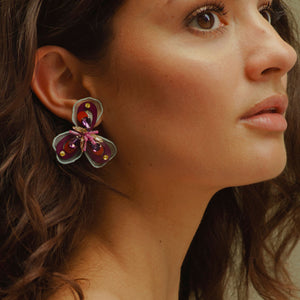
[46,288,121,300]
[87,291,121,300]
[46,288,76,300]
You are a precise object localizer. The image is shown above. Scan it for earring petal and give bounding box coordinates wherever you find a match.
[84,136,117,168]
[72,97,103,129]
[52,132,83,164]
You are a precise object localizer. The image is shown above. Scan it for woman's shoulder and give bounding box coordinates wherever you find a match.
[47,288,121,300]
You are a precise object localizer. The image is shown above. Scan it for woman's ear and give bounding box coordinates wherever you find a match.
[31,46,90,122]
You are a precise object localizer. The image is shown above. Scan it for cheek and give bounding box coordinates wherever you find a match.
[104,18,242,150]
[103,48,244,182]
[108,41,237,131]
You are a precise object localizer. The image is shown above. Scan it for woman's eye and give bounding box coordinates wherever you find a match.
[185,4,227,35]
[189,11,222,31]
[259,5,272,23]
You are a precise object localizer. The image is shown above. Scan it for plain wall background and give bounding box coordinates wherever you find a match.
[289,0,300,17]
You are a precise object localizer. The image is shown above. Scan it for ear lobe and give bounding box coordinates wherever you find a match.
[31,46,89,122]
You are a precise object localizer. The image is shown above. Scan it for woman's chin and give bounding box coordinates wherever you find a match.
[237,153,287,187]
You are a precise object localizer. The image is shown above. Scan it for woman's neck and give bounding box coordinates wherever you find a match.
[67,176,217,300]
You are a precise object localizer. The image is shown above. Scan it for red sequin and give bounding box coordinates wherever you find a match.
[93,145,104,156]
[77,111,88,123]
[64,141,77,154]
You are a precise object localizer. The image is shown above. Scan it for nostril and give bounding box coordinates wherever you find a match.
[261,67,280,75]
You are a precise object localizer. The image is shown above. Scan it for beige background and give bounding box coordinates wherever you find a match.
[289,0,300,20]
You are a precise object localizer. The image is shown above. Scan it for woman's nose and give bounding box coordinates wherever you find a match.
[243,16,297,82]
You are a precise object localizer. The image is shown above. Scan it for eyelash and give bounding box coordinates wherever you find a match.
[184,0,285,38]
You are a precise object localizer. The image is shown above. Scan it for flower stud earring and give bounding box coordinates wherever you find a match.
[52,97,117,168]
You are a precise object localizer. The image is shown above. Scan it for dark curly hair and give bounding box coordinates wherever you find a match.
[0,0,299,299]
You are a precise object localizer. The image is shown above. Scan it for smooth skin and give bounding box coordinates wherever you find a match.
[32,0,297,299]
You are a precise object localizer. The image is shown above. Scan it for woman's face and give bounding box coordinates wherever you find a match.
[88,0,297,189]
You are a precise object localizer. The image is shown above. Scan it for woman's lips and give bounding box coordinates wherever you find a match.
[240,94,288,132]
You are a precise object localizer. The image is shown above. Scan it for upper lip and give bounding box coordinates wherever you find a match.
[240,94,288,119]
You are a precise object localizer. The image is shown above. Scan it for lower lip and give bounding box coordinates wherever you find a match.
[240,113,287,132]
